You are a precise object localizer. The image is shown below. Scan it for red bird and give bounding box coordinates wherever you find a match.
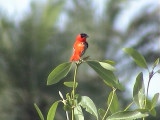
[70,33,89,61]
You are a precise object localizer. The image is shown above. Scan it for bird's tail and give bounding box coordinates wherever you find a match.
[70,54,80,61]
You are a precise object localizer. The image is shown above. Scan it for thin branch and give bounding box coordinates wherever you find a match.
[124,101,134,111]
[71,63,79,120]
[66,111,69,120]
[102,87,116,120]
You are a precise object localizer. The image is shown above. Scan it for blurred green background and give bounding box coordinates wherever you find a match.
[0,0,160,119]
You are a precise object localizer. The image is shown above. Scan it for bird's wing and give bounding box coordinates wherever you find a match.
[72,48,75,54]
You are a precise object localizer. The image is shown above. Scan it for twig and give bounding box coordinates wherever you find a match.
[102,87,116,120]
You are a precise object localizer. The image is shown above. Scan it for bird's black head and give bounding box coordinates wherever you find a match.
[80,33,89,38]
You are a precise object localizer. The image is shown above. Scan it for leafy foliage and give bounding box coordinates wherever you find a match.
[34,104,44,120]
[107,91,120,114]
[79,96,99,119]
[34,48,159,120]
[47,101,60,120]
[151,93,159,110]
[86,60,123,90]
[74,105,84,120]
[106,110,148,120]
[133,72,145,108]
[47,62,72,85]
[98,108,105,119]
[99,62,116,72]
[123,48,148,69]
[63,81,78,88]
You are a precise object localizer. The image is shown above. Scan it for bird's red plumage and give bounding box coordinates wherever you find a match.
[70,33,88,61]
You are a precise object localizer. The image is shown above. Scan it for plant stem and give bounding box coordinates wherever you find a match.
[71,63,79,120]
[72,63,78,99]
[66,111,69,120]
[146,78,151,100]
[124,101,134,111]
[144,71,153,107]
[143,71,154,120]
[71,110,74,120]
[102,87,116,120]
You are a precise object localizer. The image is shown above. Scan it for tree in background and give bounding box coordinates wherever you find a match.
[0,1,68,119]
[0,0,159,119]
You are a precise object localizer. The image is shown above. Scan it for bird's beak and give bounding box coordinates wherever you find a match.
[86,35,89,38]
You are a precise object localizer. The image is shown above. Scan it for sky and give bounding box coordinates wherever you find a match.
[0,0,159,100]
[0,0,31,20]
[114,0,159,33]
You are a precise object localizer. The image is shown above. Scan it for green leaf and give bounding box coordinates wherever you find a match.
[47,101,60,120]
[133,72,145,108]
[106,81,125,91]
[107,91,120,114]
[103,79,124,91]
[79,96,98,119]
[153,58,159,69]
[145,98,152,110]
[106,110,148,120]
[86,60,122,90]
[99,62,116,71]
[150,108,156,116]
[66,93,71,100]
[151,93,159,110]
[47,62,72,85]
[63,104,72,112]
[102,60,116,65]
[123,48,148,69]
[63,81,78,88]
[98,108,105,119]
[74,105,84,120]
[34,103,44,120]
